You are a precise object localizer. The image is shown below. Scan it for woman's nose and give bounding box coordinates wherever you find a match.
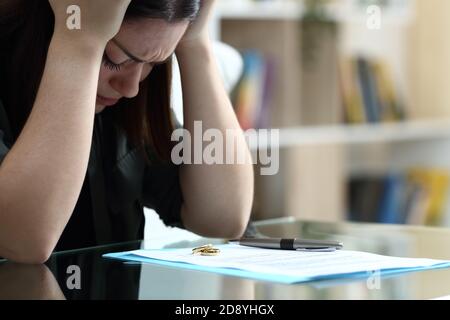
[110,65,148,99]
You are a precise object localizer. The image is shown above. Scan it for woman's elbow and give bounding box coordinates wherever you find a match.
[183,209,249,239]
[212,208,251,239]
[1,238,55,265]
[224,218,249,239]
[14,247,53,265]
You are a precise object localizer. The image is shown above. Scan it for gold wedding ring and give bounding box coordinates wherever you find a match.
[192,244,220,256]
[192,244,212,254]
[200,249,220,256]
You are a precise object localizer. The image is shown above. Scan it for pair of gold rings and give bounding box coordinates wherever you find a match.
[192,244,220,256]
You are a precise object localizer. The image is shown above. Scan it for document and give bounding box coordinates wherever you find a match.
[103,244,450,284]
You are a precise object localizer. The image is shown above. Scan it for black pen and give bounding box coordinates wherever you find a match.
[229,238,343,252]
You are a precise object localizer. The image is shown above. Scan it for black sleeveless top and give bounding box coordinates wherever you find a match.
[0,98,185,254]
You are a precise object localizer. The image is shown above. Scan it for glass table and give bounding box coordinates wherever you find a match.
[2,218,450,300]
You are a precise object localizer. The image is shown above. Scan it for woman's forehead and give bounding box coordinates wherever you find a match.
[114,19,189,61]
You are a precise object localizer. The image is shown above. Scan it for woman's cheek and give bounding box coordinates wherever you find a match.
[98,66,112,84]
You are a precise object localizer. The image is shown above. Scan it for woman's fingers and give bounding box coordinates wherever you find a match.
[180,0,217,44]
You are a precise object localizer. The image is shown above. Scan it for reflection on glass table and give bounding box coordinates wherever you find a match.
[2,218,450,300]
[0,262,65,300]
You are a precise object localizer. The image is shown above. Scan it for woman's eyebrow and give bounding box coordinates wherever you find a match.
[111,38,173,64]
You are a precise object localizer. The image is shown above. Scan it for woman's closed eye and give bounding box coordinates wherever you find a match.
[102,53,125,72]
[102,53,163,73]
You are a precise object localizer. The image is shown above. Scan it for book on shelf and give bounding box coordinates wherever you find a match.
[407,168,450,226]
[300,18,341,126]
[231,50,276,130]
[339,56,406,125]
[347,168,450,226]
[348,175,385,222]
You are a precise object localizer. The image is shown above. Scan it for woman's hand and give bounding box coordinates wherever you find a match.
[48,0,131,45]
[178,0,217,49]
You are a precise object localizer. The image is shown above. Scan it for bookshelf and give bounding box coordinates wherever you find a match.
[212,0,450,228]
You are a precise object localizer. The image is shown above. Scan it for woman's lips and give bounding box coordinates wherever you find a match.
[97,95,119,106]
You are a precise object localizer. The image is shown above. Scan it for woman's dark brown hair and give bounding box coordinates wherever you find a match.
[0,0,200,161]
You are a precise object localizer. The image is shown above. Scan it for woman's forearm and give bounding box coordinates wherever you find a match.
[176,41,254,239]
[0,34,104,263]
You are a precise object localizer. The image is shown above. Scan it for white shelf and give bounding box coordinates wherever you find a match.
[249,119,450,149]
[216,0,304,20]
[326,0,415,25]
[216,0,414,23]
[212,0,415,40]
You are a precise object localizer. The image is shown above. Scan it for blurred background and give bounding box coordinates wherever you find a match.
[206,0,450,228]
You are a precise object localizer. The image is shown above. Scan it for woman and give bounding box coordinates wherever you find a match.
[0,0,254,264]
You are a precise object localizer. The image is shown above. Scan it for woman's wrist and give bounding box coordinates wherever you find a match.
[176,36,211,56]
[51,27,107,59]
[175,37,213,66]
[46,33,105,84]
